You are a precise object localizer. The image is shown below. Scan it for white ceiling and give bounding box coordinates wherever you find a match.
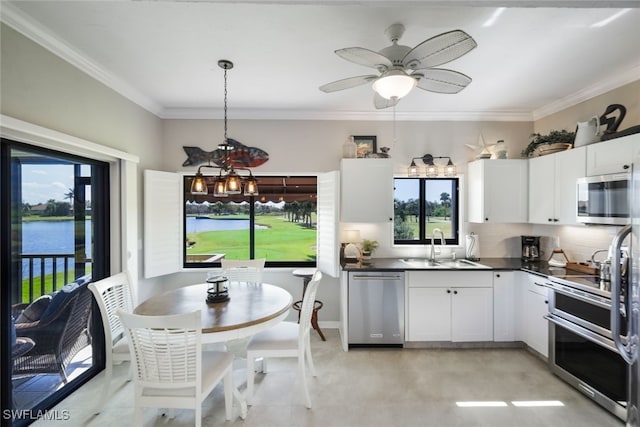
[2,1,640,121]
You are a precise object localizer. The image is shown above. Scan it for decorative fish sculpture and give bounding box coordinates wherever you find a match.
[182,138,269,168]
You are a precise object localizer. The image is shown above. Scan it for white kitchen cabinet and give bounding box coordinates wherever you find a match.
[407,287,451,341]
[528,147,586,225]
[407,271,493,342]
[340,158,393,222]
[516,272,549,358]
[493,271,516,342]
[467,159,528,223]
[586,134,638,176]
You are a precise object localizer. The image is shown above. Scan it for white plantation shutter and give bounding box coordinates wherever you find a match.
[143,170,182,278]
[317,171,340,278]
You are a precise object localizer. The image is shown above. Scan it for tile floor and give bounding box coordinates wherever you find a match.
[30,329,621,427]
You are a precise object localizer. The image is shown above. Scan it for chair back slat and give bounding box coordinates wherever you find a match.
[118,310,202,390]
[89,272,134,347]
[221,258,266,284]
[299,270,322,340]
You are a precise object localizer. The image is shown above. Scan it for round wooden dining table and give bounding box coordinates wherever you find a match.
[134,282,293,343]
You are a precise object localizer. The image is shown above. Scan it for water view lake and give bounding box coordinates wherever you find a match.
[22,218,259,277]
[186,217,267,233]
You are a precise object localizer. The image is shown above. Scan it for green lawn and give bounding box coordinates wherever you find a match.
[401,216,453,239]
[187,214,316,261]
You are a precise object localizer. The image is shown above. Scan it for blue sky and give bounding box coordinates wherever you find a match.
[395,178,454,203]
[21,164,90,205]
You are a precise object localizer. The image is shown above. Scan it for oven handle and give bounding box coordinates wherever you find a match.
[611,224,635,364]
[536,281,611,310]
[545,314,619,354]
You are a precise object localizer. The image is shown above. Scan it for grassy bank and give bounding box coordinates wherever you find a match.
[187,214,316,261]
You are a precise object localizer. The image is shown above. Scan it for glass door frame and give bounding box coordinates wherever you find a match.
[1,139,110,425]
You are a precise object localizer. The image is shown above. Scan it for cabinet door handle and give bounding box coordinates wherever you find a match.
[495,274,501,278]
[485,217,489,221]
[548,218,553,222]
[553,218,559,222]
[453,290,458,295]
[447,289,451,294]
[623,164,630,170]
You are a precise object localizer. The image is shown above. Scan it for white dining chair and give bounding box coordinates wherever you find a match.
[246,269,322,408]
[221,258,265,284]
[88,272,134,413]
[117,310,247,426]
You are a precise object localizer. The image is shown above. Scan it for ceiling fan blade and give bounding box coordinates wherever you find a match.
[414,68,472,94]
[403,30,477,69]
[373,93,399,109]
[319,75,378,93]
[335,47,393,71]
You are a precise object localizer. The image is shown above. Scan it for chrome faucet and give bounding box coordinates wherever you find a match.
[429,228,445,262]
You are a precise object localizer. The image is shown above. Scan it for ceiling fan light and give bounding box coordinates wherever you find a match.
[372,71,416,100]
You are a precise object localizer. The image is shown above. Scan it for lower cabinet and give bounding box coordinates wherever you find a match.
[493,271,516,341]
[516,272,550,358]
[407,271,493,342]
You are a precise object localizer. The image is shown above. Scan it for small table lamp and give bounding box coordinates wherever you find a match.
[342,229,362,263]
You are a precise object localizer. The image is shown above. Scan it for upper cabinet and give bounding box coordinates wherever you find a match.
[340,159,394,223]
[467,159,528,223]
[529,147,586,225]
[586,134,639,176]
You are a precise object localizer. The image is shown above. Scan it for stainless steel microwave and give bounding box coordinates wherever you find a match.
[577,173,630,225]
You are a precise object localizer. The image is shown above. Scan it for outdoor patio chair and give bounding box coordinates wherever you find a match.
[12,275,93,383]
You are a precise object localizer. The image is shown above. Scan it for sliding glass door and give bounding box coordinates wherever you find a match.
[1,139,109,426]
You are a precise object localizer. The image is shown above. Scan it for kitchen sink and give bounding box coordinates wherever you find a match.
[400,258,490,269]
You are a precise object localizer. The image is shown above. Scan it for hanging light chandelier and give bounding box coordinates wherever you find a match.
[408,154,457,177]
[190,60,259,197]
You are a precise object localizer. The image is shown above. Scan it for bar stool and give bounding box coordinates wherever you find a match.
[292,268,325,341]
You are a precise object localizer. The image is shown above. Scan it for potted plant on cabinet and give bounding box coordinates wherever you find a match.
[521,129,575,158]
[361,239,379,261]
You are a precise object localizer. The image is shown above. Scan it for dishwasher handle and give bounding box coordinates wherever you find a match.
[351,274,404,281]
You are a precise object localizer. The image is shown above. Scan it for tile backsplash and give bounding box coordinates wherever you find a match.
[343,221,624,264]
[466,222,623,263]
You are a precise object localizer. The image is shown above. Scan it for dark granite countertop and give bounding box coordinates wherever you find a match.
[341,257,570,278]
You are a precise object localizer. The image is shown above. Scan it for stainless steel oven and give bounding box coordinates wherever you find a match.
[542,275,628,420]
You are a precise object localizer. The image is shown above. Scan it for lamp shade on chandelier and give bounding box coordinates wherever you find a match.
[189,59,259,197]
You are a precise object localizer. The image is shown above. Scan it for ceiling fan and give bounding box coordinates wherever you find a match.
[319,24,477,109]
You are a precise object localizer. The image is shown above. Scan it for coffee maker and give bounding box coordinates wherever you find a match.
[522,236,541,262]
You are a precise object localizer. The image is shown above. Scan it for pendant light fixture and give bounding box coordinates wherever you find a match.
[407,154,457,177]
[190,60,259,197]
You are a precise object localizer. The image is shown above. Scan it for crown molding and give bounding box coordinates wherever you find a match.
[160,107,533,121]
[532,63,640,121]
[3,2,637,123]
[0,3,163,116]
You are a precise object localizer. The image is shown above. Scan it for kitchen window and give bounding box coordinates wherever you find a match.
[393,177,459,245]
[183,175,317,268]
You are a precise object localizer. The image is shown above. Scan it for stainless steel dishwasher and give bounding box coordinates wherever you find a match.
[348,271,405,347]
